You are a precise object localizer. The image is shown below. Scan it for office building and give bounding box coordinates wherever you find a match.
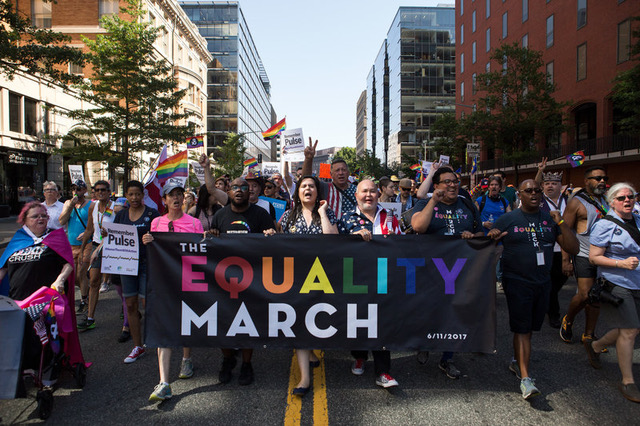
[356,90,367,156]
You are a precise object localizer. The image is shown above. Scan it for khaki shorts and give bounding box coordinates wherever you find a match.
[72,244,92,266]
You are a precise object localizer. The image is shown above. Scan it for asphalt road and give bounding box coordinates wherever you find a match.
[2,278,640,425]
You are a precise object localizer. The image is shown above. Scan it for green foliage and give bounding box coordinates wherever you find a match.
[213,133,246,179]
[611,17,640,134]
[58,0,193,184]
[333,147,357,172]
[0,0,84,84]
[356,149,385,179]
[430,113,471,164]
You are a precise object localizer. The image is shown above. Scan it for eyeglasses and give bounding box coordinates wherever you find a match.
[28,214,49,220]
[615,194,635,202]
[95,188,109,192]
[439,179,460,185]
[44,188,57,192]
[231,185,249,192]
[521,188,543,194]
[587,176,609,182]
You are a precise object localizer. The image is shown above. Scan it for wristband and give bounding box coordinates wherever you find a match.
[557,219,565,225]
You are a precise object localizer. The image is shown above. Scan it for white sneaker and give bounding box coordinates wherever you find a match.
[376,373,399,388]
[99,282,110,293]
[351,358,365,376]
[124,346,146,364]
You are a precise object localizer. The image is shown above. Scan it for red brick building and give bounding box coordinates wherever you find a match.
[456,0,640,188]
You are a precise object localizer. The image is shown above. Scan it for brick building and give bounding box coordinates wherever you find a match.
[456,0,640,188]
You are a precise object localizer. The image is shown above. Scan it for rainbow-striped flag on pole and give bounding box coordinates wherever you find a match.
[243,157,258,168]
[186,135,204,149]
[156,150,188,183]
[566,151,586,168]
[262,118,286,140]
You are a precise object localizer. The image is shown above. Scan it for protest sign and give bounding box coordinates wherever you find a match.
[146,234,499,352]
[422,161,432,176]
[439,155,450,165]
[281,128,305,162]
[189,161,205,185]
[259,196,287,221]
[68,165,85,183]
[101,223,139,276]
[379,202,403,223]
[261,162,280,177]
[319,163,331,179]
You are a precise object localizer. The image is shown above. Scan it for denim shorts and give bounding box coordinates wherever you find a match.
[121,262,147,299]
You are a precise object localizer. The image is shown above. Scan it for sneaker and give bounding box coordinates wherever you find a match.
[76,300,88,315]
[77,318,95,331]
[238,362,254,386]
[520,377,540,400]
[117,330,131,343]
[99,282,110,293]
[582,334,608,353]
[560,315,573,343]
[149,383,172,402]
[218,356,237,384]
[179,359,194,379]
[619,383,640,403]
[439,360,461,379]
[124,346,146,364]
[583,338,602,369]
[509,360,522,379]
[375,373,399,388]
[351,359,365,376]
[417,351,429,365]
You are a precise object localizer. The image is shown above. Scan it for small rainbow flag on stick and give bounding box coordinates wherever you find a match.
[262,118,286,140]
[156,150,188,182]
[186,135,204,149]
[410,163,422,171]
[567,151,586,168]
[243,157,258,168]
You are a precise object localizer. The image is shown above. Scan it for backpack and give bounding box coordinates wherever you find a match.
[478,194,508,214]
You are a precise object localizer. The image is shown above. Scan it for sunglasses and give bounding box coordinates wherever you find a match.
[95,188,109,192]
[231,185,249,192]
[615,194,635,202]
[521,188,543,194]
[401,187,411,191]
[587,176,609,182]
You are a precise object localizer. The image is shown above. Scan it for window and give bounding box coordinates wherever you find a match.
[460,24,464,44]
[24,98,37,137]
[522,0,528,22]
[472,73,477,94]
[99,0,119,20]
[461,81,465,102]
[460,0,464,15]
[486,0,490,18]
[577,43,587,81]
[472,41,477,63]
[460,53,465,74]
[486,62,490,72]
[486,28,490,52]
[546,61,554,84]
[31,0,52,28]
[522,33,528,48]
[546,15,554,48]
[69,62,83,75]
[577,0,587,29]
[43,105,50,136]
[502,12,508,39]
[618,19,631,63]
[9,93,21,132]
[472,10,476,32]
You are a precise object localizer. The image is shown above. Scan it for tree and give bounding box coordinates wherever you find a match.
[430,112,471,165]
[59,0,193,185]
[213,133,246,179]
[356,149,385,179]
[0,0,84,84]
[611,17,640,134]
[462,43,569,176]
[333,147,357,173]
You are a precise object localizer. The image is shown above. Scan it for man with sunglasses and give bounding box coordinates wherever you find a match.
[395,178,416,213]
[560,166,610,344]
[209,177,275,386]
[488,180,578,399]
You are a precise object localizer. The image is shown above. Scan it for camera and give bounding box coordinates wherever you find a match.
[588,278,623,306]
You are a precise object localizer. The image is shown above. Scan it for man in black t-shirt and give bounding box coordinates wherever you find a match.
[489,180,578,400]
[209,177,275,386]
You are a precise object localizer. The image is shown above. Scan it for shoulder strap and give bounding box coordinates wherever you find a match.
[458,196,479,229]
[478,195,487,214]
[603,216,640,247]
[576,190,608,217]
[73,204,87,229]
[501,197,508,211]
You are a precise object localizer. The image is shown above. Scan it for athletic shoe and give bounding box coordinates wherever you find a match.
[583,338,602,369]
[218,356,237,384]
[179,359,194,379]
[439,360,461,379]
[548,316,561,329]
[619,383,640,403]
[560,315,573,343]
[417,351,429,365]
[509,360,521,379]
[351,359,365,376]
[149,383,172,402]
[117,330,131,343]
[99,281,110,293]
[375,373,399,388]
[124,346,146,364]
[582,334,608,353]
[520,377,540,400]
[238,362,254,386]
[77,318,95,331]
[76,300,88,315]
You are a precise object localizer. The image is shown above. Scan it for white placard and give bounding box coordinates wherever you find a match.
[100,223,139,276]
[439,155,450,165]
[68,165,85,183]
[422,161,432,176]
[189,161,205,185]
[379,202,402,223]
[281,128,305,162]
[261,162,280,177]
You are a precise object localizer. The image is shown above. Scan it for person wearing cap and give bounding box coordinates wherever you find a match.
[396,178,416,213]
[245,170,277,225]
[59,179,92,313]
[42,181,64,230]
[143,181,204,402]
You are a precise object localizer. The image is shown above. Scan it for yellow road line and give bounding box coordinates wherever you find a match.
[312,351,329,425]
[284,351,302,426]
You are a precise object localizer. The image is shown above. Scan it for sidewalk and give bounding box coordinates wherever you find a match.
[0,216,21,253]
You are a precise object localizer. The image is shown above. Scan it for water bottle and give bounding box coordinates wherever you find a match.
[488,214,494,224]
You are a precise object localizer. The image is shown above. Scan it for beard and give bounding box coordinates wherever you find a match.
[593,186,605,196]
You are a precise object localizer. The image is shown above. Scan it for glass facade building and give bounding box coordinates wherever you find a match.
[180,1,275,160]
[366,7,456,166]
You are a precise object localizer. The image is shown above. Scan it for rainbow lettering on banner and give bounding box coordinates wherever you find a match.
[567,150,585,168]
[156,150,188,181]
[186,135,204,149]
[262,117,286,140]
[243,158,258,168]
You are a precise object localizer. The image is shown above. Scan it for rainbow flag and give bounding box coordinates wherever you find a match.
[243,157,258,168]
[186,135,204,149]
[156,150,188,182]
[262,118,286,140]
[567,150,586,168]
[410,163,421,171]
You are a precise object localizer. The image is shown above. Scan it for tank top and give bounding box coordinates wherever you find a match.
[67,200,91,246]
[92,200,116,243]
[575,194,608,258]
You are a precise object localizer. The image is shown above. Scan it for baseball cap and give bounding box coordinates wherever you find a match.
[399,178,412,189]
[71,179,87,189]
[162,181,185,196]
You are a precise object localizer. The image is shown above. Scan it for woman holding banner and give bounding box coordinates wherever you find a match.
[279,175,337,396]
[142,182,204,402]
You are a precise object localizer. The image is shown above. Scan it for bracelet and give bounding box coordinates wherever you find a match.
[557,219,565,225]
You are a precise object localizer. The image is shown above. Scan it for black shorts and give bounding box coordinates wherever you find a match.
[573,255,597,279]
[90,241,102,270]
[503,277,551,334]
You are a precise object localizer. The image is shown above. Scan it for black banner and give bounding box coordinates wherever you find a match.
[146,234,500,353]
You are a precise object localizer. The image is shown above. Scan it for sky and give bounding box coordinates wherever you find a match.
[236,0,454,151]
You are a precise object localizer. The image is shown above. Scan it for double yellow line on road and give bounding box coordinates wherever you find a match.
[284,351,328,425]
